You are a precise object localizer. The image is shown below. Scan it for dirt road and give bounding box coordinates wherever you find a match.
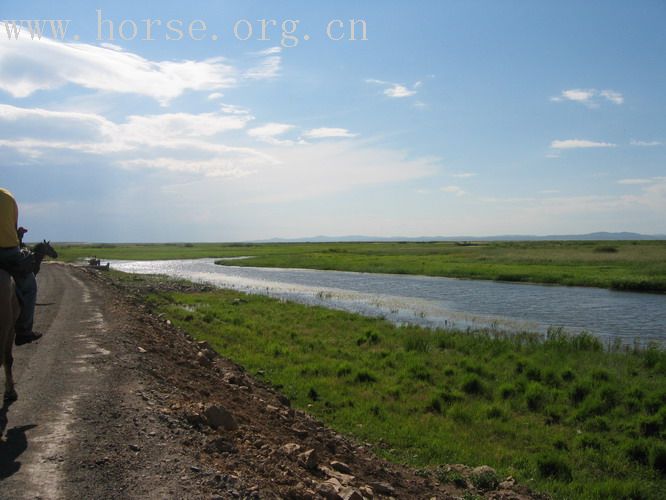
[1,263,217,499]
[0,264,537,500]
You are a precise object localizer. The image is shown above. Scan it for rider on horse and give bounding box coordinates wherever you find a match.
[0,187,41,345]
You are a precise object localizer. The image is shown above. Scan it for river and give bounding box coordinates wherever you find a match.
[109,258,666,345]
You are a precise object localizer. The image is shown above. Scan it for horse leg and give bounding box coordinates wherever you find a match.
[3,348,16,402]
[1,273,19,402]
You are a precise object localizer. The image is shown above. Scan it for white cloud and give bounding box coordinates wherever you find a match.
[254,46,282,56]
[385,84,416,98]
[120,157,256,178]
[550,88,624,107]
[218,103,251,115]
[247,122,295,145]
[440,185,466,196]
[241,142,439,204]
[243,48,281,80]
[550,139,616,149]
[0,103,267,176]
[0,34,280,105]
[451,172,477,178]
[551,88,596,104]
[600,89,624,105]
[207,92,224,100]
[366,79,420,98]
[630,139,662,147]
[99,42,123,51]
[302,127,356,139]
[617,178,656,185]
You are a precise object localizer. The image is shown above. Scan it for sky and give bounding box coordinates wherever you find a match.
[1,0,665,242]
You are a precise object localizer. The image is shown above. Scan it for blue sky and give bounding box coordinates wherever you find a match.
[1,1,665,241]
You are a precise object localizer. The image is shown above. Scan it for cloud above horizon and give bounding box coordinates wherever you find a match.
[550,88,624,107]
[630,139,662,147]
[366,79,421,98]
[0,35,280,105]
[0,102,439,200]
[302,127,356,139]
[550,139,617,149]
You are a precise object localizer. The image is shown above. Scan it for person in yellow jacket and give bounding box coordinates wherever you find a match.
[0,188,41,344]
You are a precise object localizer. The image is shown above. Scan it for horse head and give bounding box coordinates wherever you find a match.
[33,240,58,259]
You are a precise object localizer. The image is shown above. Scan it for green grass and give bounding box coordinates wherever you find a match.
[129,272,666,499]
[56,240,666,292]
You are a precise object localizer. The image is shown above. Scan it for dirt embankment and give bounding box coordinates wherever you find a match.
[1,264,544,499]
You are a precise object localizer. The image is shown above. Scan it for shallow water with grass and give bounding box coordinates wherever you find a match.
[110,258,666,345]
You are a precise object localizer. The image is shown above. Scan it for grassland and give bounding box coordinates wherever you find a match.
[116,271,666,499]
[57,240,666,292]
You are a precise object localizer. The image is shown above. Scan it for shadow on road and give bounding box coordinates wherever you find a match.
[0,399,36,480]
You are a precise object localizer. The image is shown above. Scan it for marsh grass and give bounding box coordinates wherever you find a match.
[131,274,666,499]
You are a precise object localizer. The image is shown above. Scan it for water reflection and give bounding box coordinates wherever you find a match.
[110,259,666,345]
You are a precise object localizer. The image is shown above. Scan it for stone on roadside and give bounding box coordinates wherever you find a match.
[359,485,373,498]
[291,426,308,438]
[339,487,363,500]
[197,351,211,366]
[204,404,238,430]
[297,448,318,470]
[206,437,237,454]
[185,411,205,426]
[499,475,516,489]
[369,482,395,496]
[330,461,352,474]
[280,442,302,456]
[320,466,355,485]
[317,478,343,499]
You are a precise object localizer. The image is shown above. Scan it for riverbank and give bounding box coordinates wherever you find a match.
[110,270,666,499]
[57,240,666,292]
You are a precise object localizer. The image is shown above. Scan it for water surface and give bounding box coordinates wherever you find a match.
[109,259,666,345]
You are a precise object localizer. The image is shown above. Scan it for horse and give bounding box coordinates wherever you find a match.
[31,240,58,275]
[0,270,20,401]
[0,240,57,401]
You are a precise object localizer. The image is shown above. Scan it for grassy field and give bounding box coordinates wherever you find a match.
[57,240,666,292]
[118,271,666,499]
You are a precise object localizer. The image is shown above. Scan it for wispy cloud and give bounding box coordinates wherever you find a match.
[0,35,280,105]
[550,139,616,149]
[599,89,624,105]
[617,178,656,185]
[302,127,356,139]
[550,88,624,107]
[440,185,466,196]
[0,103,266,175]
[247,122,295,145]
[630,139,662,147]
[366,79,421,98]
[451,172,477,178]
[244,47,282,80]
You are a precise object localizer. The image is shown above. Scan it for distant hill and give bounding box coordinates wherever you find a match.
[257,232,665,243]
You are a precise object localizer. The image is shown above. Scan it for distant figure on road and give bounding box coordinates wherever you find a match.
[0,188,41,345]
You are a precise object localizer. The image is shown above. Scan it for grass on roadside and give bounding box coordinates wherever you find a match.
[129,274,666,500]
